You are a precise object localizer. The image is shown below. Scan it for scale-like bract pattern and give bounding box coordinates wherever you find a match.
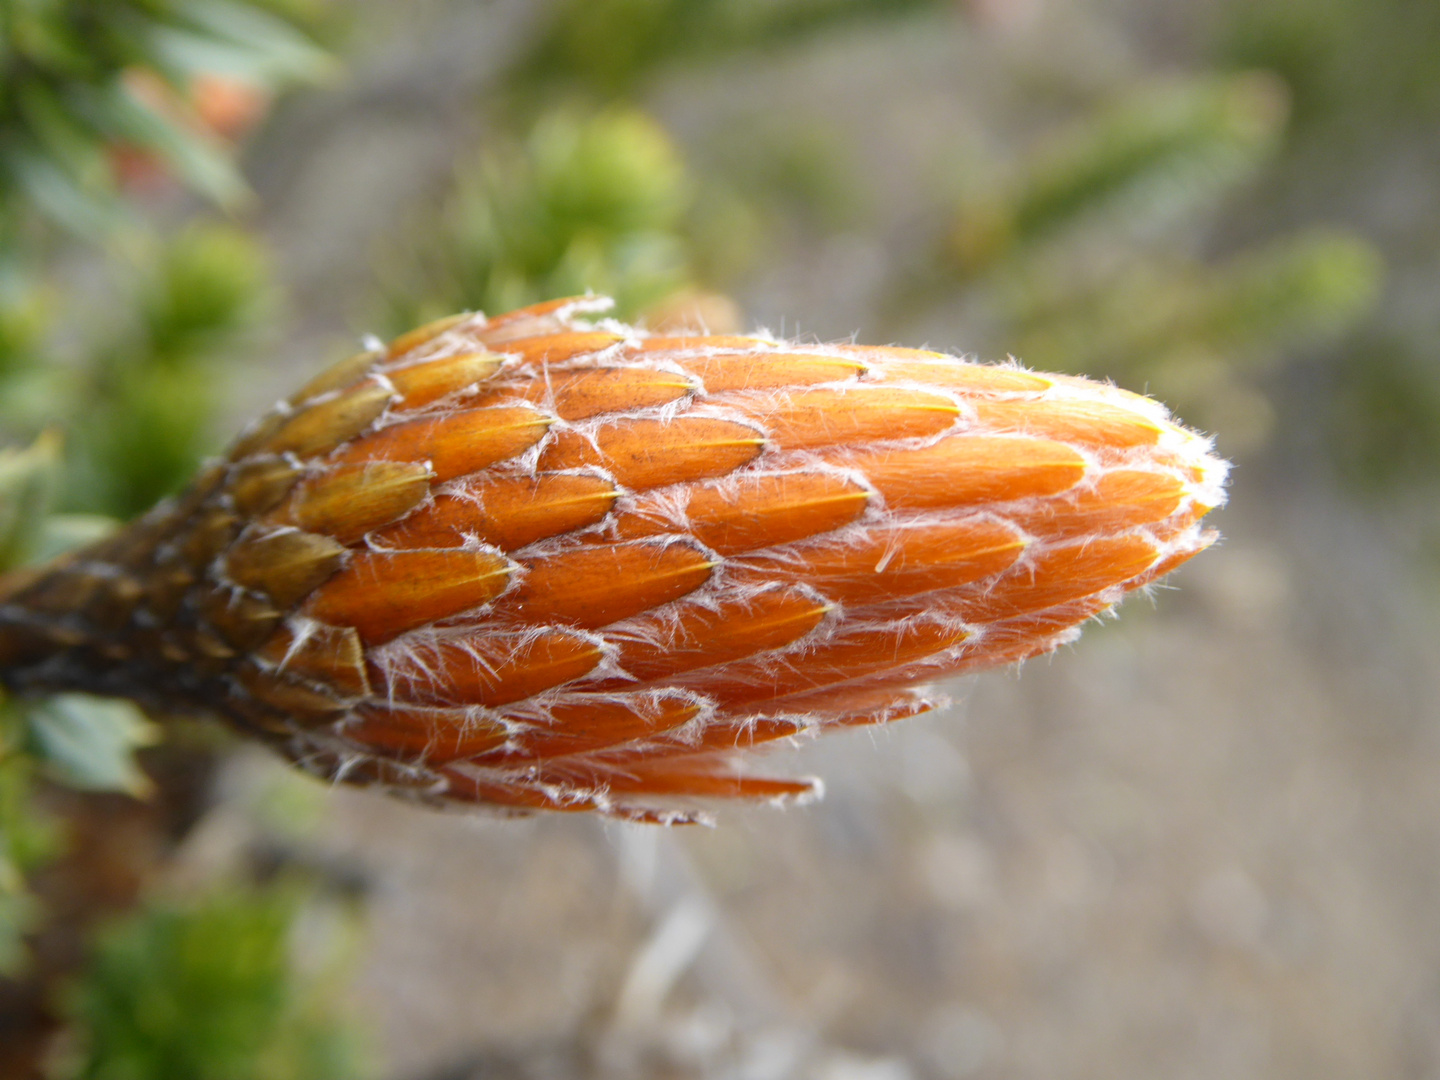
[0,297,1227,823]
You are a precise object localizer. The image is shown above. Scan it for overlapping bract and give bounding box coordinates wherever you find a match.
[0,297,1226,823]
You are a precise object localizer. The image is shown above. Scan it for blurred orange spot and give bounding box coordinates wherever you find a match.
[190,74,268,139]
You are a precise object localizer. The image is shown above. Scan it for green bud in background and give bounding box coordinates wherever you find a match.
[380,109,696,332]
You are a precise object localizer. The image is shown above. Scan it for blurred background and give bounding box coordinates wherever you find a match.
[2,0,1439,1076]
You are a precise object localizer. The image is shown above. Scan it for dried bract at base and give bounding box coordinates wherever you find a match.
[0,296,1227,824]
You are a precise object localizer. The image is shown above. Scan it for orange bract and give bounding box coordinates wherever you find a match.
[613,472,870,553]
[537,416,766,489]
[373,473,619,551]
[0,295,1227,824]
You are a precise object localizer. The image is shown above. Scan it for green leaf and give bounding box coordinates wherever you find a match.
[0,264,55,379]
[142,223,270,365]
[69,886,366,1080]
[25,694,160,798]
[3,139,125,237]
[30,514,121,563]
[15,81,109,186]
[165,0,333,85]
[0,428,61,572]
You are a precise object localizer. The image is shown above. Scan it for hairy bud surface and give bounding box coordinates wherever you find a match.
[0,297,1227,823]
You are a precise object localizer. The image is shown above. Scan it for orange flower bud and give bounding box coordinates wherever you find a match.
[0,297,1227,824]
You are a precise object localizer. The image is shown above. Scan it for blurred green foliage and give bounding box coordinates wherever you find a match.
[64,885,365,1080]
[25,694,160,798]
[0,1,367,1073]
[0,219,296,1044]
[379,108,698,330]
[996,228,1381,448]
[0,427,60,569]
[1219,0,1440,138]
[1212,0,1440,496]
[0,0,330,238]
[947,73,1291,280]
[880,70,1384,452]
[1331,341,1440,491]
[68,223,274,516]
[509,0,947,102]
[1006,230,1379,377]
[0,433,61,975]
[0,222,273,517]
[0,434,158,975]
[0,696,62,976]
